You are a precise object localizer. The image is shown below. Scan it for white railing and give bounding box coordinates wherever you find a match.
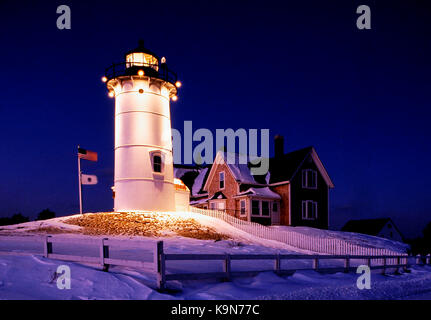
[191,207,406,257]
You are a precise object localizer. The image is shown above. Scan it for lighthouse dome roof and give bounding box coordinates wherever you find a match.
[125,40,160,60]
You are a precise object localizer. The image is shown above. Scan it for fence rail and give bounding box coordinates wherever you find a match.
[156,241,430,290]
[1,237,430,291]
[191,207,406,257]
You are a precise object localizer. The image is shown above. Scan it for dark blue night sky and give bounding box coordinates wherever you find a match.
[0,0,430,237]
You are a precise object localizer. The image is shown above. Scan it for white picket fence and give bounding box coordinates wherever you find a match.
[1,237,425,290]
[191,207,406,257]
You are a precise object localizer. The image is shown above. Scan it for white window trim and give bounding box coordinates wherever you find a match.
[302,169,317,189]
[210,200,226,211]
[301,200,318,220]
[150,151,164,174]
[219,171,225,190]
[240,199,247,217]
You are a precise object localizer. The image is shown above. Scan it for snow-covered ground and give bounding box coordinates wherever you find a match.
[0,211,429,300]
[271,225,409,253]
[1,252,430,300]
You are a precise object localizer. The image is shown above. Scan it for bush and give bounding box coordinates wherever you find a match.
[36,209,56,221]
[407,221,431,255]
[0,213,30,226]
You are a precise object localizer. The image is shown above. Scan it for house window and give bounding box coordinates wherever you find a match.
[252,200,260,216]
[302,169,317,189]
[218,202,225,211]
[219,172,225,189]
[153,154,162,173]
[301,200,318,220]
[262,201,270,216]
[210,202,216,210]
[240,200,246,216]
[272,202,278,212]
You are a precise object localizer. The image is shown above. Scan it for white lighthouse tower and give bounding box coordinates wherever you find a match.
[104,41,180,212]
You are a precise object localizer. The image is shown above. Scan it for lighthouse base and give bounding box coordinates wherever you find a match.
[114,180,175,212]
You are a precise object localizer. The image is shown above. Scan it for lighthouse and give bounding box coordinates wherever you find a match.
[104,41,180,212]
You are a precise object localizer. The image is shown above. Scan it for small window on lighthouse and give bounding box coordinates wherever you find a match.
[153,154,162,173]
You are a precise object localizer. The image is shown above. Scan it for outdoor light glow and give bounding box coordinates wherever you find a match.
[172,95,178,101]
[102,76,108,82]
[108,91,115,98]
[175,81,182,88]
[138,70,144,76]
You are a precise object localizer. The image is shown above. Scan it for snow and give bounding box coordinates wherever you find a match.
[0,252,430,299]
[173,167,196,180]
[0,211,427,300]
[237,187,281,199]
[271,225,409,253]
[191,168,208,196]
[217,152,258,185]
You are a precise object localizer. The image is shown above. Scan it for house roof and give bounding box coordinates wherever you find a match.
[341,218,395,236]
[236,187,281,199]
[174,145,334,198]
[268,147,313,184]
[174,164,211,197]
[268,146,334,188]
[209,191,227,200]
[190,198,208,205]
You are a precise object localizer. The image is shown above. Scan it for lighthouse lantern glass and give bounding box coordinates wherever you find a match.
[126,52,158,71]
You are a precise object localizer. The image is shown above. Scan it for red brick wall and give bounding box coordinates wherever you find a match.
[206,162,240,217]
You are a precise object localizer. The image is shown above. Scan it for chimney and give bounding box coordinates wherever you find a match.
[274,135,284,158]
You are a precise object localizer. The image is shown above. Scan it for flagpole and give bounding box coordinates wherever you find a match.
[78,145,83,214]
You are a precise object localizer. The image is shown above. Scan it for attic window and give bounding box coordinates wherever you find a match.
[302,169,317,189]
[219,172,225,189]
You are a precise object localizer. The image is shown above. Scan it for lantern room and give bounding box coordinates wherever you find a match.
[104,40,179,99]
[125,40,159,71]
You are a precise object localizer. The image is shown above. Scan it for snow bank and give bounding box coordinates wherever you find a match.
[1,253,430,300]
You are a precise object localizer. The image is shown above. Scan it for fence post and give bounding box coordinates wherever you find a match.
[416,254,422,265]
[313,257,319,271]
[274,253,281,275]
[100,238,110,272]
[402,254,409,272]
[223,253,231,281]
[381,257,386,275]
[156,241,166,290]
[427,254,431,265]
[44,235,53,258]
[344,257,350,273]
[395,256,401,274]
